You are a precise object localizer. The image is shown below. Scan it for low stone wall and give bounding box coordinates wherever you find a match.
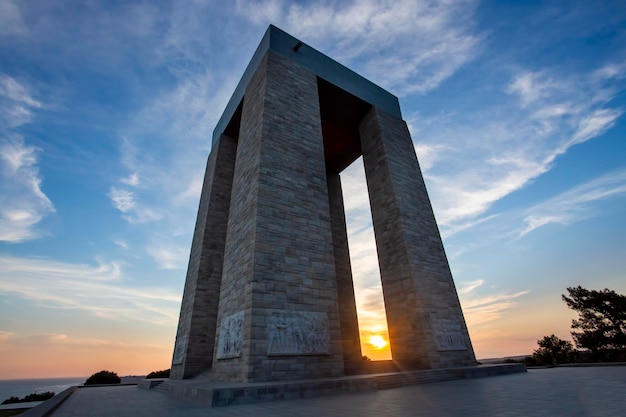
[19,386,78,417]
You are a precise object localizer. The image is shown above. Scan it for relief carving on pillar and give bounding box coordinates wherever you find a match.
[267,311,329,355]
[433,318,468,351]
[216,311,244,359]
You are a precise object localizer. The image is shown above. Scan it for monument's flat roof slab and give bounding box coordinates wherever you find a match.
[213,25,402,144]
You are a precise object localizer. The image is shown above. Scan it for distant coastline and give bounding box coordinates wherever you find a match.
[0,377,85,403]
[0,375,146,403]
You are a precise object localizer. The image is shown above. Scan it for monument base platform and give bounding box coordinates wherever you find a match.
[138,364,526,407]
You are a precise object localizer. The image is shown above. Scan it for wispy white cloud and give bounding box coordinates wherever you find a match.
[107,186,161,224]
[593,61,626,81]
[0,137,54,242]
[0,76,41,108]
[120,172,140,187]
[0,75,42,128]
[0,75,53,243]
[458,279,485,295]
[110,71,240,268]
[569,109,621,146]
[235,0,481,95]
[114,239,129,249]
[457,280,529,327]
[414,62,624,237]
[108,187,136,213]
[109,49,239,227]
[0,254,180,325]
[520,169,626,236]
[146,243,187,270]
[414,142,453,172]
[437,168,626,252]
[506,71,554,107]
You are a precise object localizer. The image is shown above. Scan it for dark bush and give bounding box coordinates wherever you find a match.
[523,356,538,366]
[84,370,121,385]
[1,391,54,404]
[533,334,574,365]
[146,369,170,379]
[1,396,20,405]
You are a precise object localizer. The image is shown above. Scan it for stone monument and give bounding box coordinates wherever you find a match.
[171,25,476,384]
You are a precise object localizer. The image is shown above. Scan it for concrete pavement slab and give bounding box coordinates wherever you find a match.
[49,367,626,417]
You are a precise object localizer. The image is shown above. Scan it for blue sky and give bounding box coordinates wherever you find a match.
[1,0,625,378]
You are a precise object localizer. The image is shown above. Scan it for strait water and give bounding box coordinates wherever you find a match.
[0,377,85,403]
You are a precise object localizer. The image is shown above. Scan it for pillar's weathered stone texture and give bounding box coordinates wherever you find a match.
[171,133,237,379]
[360,107,475,368]
[171,25,476,383]
[328,173,362,364]
[210,51,345,383]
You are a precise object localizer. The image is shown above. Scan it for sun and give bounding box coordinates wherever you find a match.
[369,335,388,350]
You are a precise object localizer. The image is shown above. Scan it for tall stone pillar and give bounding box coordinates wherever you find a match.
[360,107,476,368]
[209,51,345,383]
[171,134,237,379]
[327,173,362,364]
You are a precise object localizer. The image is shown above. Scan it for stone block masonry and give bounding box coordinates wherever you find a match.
[210,51,345,383]
[360,108,475,368]
[171,25,476,384]
[171,133,237,379]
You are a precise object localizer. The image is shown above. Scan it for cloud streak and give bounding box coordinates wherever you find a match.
[437,168,626,255]
[0,75,53,243]
[0,254,180,325]
[520,169,626,236]
[0,75,43,128]
[235,0,481,95]
[147,243,188,270]
[0,137,54,242]
[457,280,529,327]
[414,62,624,237]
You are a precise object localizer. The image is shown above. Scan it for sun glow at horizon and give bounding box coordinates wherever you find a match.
[369,335,388,350]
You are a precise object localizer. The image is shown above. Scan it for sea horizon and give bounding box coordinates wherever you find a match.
[0,376,86,403]
[0,374,150,403]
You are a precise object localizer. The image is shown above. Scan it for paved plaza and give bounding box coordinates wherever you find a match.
[47,367,625,417]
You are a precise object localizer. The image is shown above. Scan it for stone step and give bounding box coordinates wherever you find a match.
[152,382,171,394]
[137,379,169,393]
[140,364,527,408]
[374,370,459,389]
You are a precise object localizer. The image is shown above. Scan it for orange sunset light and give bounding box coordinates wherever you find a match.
[368,335,388,350]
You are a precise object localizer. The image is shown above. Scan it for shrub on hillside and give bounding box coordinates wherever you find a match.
[84,370,121,385]
[146,369,170,379]
[1,391,55,404]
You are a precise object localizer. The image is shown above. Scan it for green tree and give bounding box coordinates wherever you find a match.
[562,286,626,358]
[533,334,574,365]
[84,370,121,385]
